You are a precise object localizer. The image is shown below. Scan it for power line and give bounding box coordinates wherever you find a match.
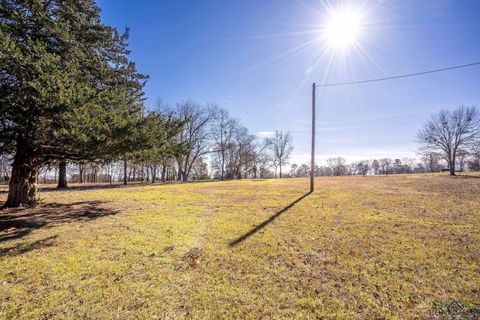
[315,61,480,87]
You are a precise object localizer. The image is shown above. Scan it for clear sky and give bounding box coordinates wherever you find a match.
[97,0,480,164]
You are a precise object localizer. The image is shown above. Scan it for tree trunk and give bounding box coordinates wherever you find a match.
[449,159,456,176]
[176,166,182,181]
[161,165,166,182]
[57,160,68,188]
[182,161,189,182]
[221,152,225,181]
[151,165,157,183]
[79,164,84,183]
[4,148,39,208]
[123,160,128,185]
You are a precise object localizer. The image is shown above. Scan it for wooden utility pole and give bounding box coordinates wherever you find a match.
[310,83,316,193]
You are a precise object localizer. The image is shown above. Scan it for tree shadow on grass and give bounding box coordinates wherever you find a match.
[0,235,58,257]
[229,192,311,247]
[0,201,119,251]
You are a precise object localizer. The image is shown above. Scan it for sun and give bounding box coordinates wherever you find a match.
[324,7,364,50]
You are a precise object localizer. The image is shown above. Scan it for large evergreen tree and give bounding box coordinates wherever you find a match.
[0,0,147,207]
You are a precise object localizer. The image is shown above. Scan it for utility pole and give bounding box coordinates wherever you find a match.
[310,83,316,193]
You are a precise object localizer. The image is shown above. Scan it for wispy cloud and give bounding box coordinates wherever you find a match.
[255,131,276,138]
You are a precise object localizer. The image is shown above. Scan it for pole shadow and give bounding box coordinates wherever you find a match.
[229,191,312,247]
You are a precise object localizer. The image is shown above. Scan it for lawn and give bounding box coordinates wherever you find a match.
[0,174,479,319]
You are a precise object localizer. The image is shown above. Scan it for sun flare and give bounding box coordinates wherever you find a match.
[324,7,364,50]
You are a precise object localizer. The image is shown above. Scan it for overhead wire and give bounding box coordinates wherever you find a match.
[315,61,480,87]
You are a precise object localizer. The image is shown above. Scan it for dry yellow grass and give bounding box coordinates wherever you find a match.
[0,174,479,319]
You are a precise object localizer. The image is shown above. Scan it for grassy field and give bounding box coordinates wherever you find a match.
[0,174,479,319]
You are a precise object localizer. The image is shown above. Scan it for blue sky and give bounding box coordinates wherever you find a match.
[98,0,480,164]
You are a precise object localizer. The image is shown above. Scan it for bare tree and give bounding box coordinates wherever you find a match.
[327,157,347,176]
[228,125,256,179]
[269,131,293,178]
[402,157,416,174]
[393,159,403,174]
[379,158,393,176]
[467,143,480,171]
[191,157,210,180]
[421,152,443,173]
[417,105,480,176]
[255,139,274,178]
[371,159,380,175]
[356,160,371,177]
[290,164,298,177]
[210,108,235,180]
[173,102,215,181]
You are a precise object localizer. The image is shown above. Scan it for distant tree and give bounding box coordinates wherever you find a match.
[371,159,380,175]
[173,102,215,181]
[379,158,393,176]
[467,144,480,171]
[290,164,298,177]
[456,150,469,172]
[417,106,480,176]
[210,107,235,180]
[413,162,427,174]
[327,157,347,176]
[228,125,256,179]
[269,131,293,178]
[349,162,358,175]
[357,160,371,177]
[318,165,333,176]
[421,152,443,173]
[393,159,403,174]
[298,164,310,177]
[255,139,274,178]
[402,158,416,174]
[191,157,210,180]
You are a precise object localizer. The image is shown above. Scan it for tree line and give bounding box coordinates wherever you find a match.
[21,103,294,187]
[289,105,480,177]
[289,155,451,178]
